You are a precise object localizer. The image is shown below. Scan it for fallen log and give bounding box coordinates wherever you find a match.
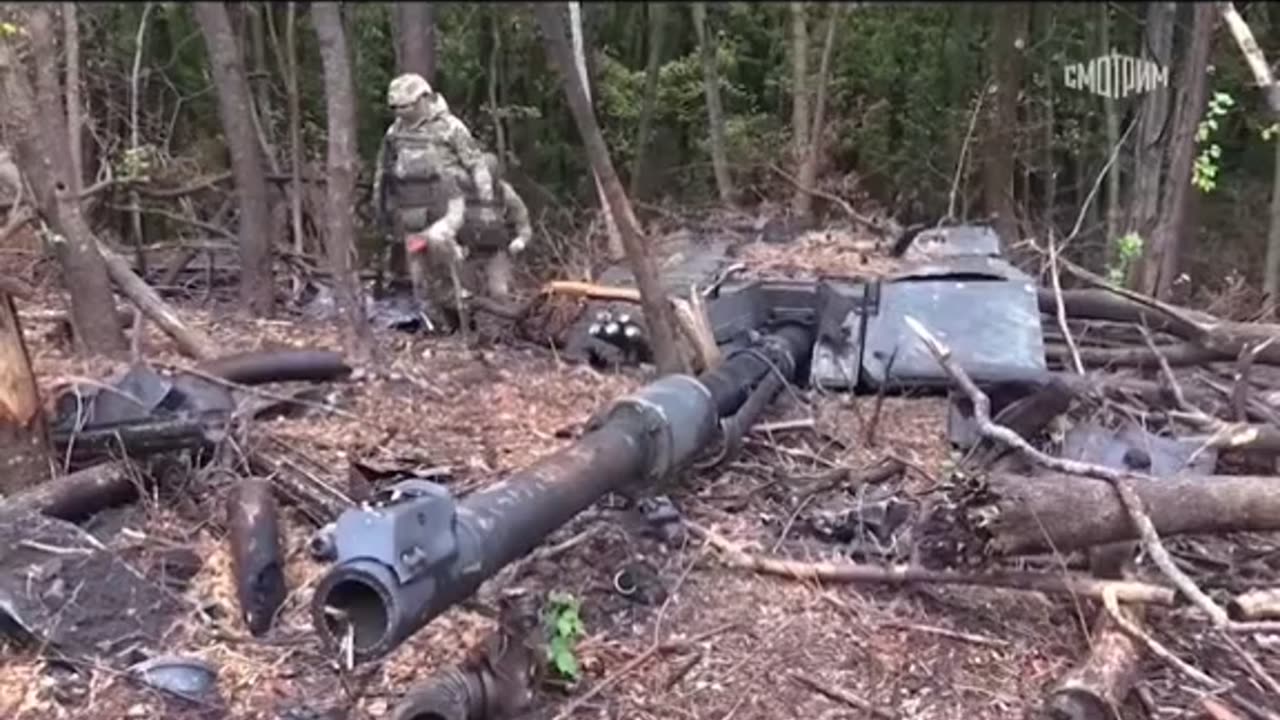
[1047,342,1219,369]
[1058,260,1280,367]
[946,471,1280,557]
[227,477,286,636]
[0,287,51,495]
[1227,588,1280,621]
[0,461,138,521]
[99,245,218,361]
[1046,602,1146,720]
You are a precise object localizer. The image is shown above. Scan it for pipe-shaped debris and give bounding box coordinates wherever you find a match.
[228,477,287,636]
[310,325,814,663]
[197,350,352,386]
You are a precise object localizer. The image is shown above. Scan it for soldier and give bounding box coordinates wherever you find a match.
[456,153,533,302]
[372,73,494,328]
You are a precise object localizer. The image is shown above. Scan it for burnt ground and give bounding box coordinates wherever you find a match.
[0,226,1273,719]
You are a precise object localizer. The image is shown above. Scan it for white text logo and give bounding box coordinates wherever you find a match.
[1064,50,1168,100]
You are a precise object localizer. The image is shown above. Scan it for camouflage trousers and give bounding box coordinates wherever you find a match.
[462,249,514,301]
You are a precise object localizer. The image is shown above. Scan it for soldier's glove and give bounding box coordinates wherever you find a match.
[508,237,527,254]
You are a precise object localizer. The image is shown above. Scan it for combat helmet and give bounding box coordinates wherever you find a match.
[387,73,433,109]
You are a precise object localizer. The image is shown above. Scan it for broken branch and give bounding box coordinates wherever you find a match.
[904,315,1231,626]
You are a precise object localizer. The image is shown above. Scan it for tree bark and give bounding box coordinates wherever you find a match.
[0,289,51,497]
[1140,4,1215,299]
[629,1,666,200]
[691,2,734,205]
[394,2,436,82]
[535,5,687,375]
[0,6,127,357]
[566,1,626,262]
[62,2,82,193]
[793,5,839,221]
[1216,2,1280,117]
[981,2,1029,249]
[1268,135,1280,305]
[954,471,1280,556]
[194,1,275,316]
[1126,2,1174,254]
[1047,602,1146,720]
[311,2,374,363]
[1101,3,1122,253]
[788,1,809,178]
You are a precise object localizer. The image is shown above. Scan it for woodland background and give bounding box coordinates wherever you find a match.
[2,2,1279,357]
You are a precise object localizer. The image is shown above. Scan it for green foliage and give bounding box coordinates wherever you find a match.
[544,591,585,682]
[1109,232,1144,285]
[1193,91,1235,193]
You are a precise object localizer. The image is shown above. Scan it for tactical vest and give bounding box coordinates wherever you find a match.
[386,129,463,209]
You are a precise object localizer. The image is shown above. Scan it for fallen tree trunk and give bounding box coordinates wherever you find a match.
[100,245,218,361]
[1047,341,1219,369]
[0,288,51,496]
[950,471,1280,557]
[1047,602,1147,720]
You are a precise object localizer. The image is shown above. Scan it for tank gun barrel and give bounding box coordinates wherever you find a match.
[310,324,813,663]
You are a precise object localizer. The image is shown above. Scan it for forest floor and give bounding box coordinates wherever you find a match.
[0,224,1219,720]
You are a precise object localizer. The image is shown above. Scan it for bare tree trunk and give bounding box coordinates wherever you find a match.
[248,4,274,149]
[535,5,687,375]
[1101,3,1122,250]
[1126,3,1174,250]
[1,7,127,357]
[395,2,436,81]
[1217,2,1280,116]
[789,1,809,186]
[629,1,666,200]
[691,2,734,205]
[981,2,1030,249]
[128,3,155,275]
[311,3,374,362]
[794,5,839,221]
[1141,4,1215,299]
[0,289,51,497]
[265,2,306,299]
[487,8,507,172]
[566,2,626,261]
[194,2,275,316]
[1268,136,1280,305]
[62,2,81,193]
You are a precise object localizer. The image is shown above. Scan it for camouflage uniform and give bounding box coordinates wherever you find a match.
[373,74,494,326]
[455,153,533,301]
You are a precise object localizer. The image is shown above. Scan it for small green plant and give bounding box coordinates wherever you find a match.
[0,21,21,38]
[544,591,585,682]
[1108,232,1144,285]
[1262,122,1280,142]
[1192,91,1234,193]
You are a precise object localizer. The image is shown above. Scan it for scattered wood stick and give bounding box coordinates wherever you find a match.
[685,521,1177,606]
[790,672,895,720]
[1100,587,1221,690]
[1048,235,1084,375]
[1047,592,1146,720]
[1227,587,1280,621]
[903,315,1231,627]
